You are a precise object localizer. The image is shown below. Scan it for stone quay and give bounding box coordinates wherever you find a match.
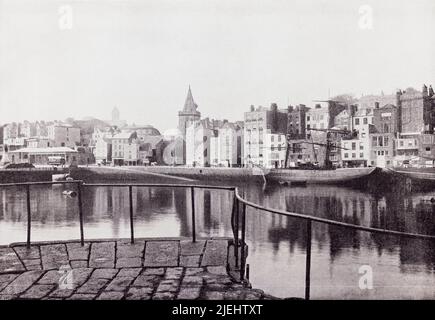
[0,238,275,300]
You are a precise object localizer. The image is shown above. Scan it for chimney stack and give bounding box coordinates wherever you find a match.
[423,84,428,97]
[375,102,380,109]
[250,105,254,112]
[429,85,434,97]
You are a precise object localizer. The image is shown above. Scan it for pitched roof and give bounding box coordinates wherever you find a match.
[183,86,199,112]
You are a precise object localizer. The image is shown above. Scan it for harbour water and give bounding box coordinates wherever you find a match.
[1,180,435,299]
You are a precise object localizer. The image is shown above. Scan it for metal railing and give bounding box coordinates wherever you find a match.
[2,180,435,300]
[233,188,435,300]
[1,180,235,248]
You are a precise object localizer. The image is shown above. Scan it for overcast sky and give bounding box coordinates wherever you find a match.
[0,0,434,132]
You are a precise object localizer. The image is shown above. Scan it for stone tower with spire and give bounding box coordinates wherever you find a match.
[177,86,201,163]
[178,86,201,135]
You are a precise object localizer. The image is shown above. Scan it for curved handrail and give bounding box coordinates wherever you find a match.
[234,187,435,240]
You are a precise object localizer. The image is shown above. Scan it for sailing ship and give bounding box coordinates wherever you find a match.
[266,127,378,184]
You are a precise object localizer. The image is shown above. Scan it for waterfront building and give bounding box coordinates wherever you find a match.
[8,147,78,165]
[26,137,52,148]
[94,137,113,164]
[138,135,166,165]
[3,123,19,143]
[243,103,287,168]
[369,103,400,167]
[398,84,435,134]
[209,121,243,167]
[3,137,27,152]
[341,135,371,167]
[178,86,201,164]
[47,122,80,148]
[19,121,37,138]
[394,132,420,166]
[352,108,373,137]
[111,131,140,166]
[185,119,215,167]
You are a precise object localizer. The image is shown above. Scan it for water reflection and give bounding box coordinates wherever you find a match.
[1,181,435,299]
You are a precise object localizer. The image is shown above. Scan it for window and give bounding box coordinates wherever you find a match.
[363,118,368,124]
[378,137,383,147]
[384,136,389,146]
[278,135,281,142]
[278,145,281,151]
[352,143,356,150]
[271,136,274,142]
[355,118,360,125]
[360,153,364,158]
[360,145,364,150]
[372,137,377,147]
[352,153,356,158]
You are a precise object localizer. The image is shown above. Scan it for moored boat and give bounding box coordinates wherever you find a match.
[266,167,378,184]
[388,167,435,182]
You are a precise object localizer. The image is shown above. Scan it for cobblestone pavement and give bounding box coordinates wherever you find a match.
[0,238,273,300]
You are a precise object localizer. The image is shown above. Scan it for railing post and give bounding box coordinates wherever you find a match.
[234,194,239,268]
[77,181,85,246]
[26,184,31,249]
[129,185,135,244]
[305,219,312,300]
[191,186,196,243]
[240,203,246,281]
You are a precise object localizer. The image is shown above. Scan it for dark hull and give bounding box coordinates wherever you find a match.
[266,167,378,184]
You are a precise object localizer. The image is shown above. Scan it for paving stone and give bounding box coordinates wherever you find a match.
[13,246,40,260]
[70,260,88,268]
[201,240,228,267]
[180,255,201,267]
[66,243,90,261]
[142,268,165,276]
[20,284,54,299]
[22,259,42,270]
[91,268,119,279]
[143,241,178,267]
[152,291,175,300]
[133,275,161,287]
[68,293,96,300]
[0,274,19,292]
[40,244,68,270]
[180,240,205,255]
[70,268,94,289]
[89,242,115,268]
[116,241,145,258]
[0,294,17,300]
[116,257,141,268]
[165,267,183,279]
[224,290,245,300]
[204,291,225,300]
[177,287,201,300]
[185,268,204,276]
[182,276,203,287]
[105,276,134,292]
[117,268,141,278]
[245,292,263,300]
[48,288,74,298]
[97,291,125,300]
[77,278,109,294]
[125,287,153,300]
[206,266,227,275]
[0,248,25,273]
[156,279,180,293]
[1,270,43,295]
[38,270,61,285]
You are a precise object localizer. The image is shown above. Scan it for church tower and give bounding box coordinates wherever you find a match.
[177,86,201,163]
[178,86,201,135]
